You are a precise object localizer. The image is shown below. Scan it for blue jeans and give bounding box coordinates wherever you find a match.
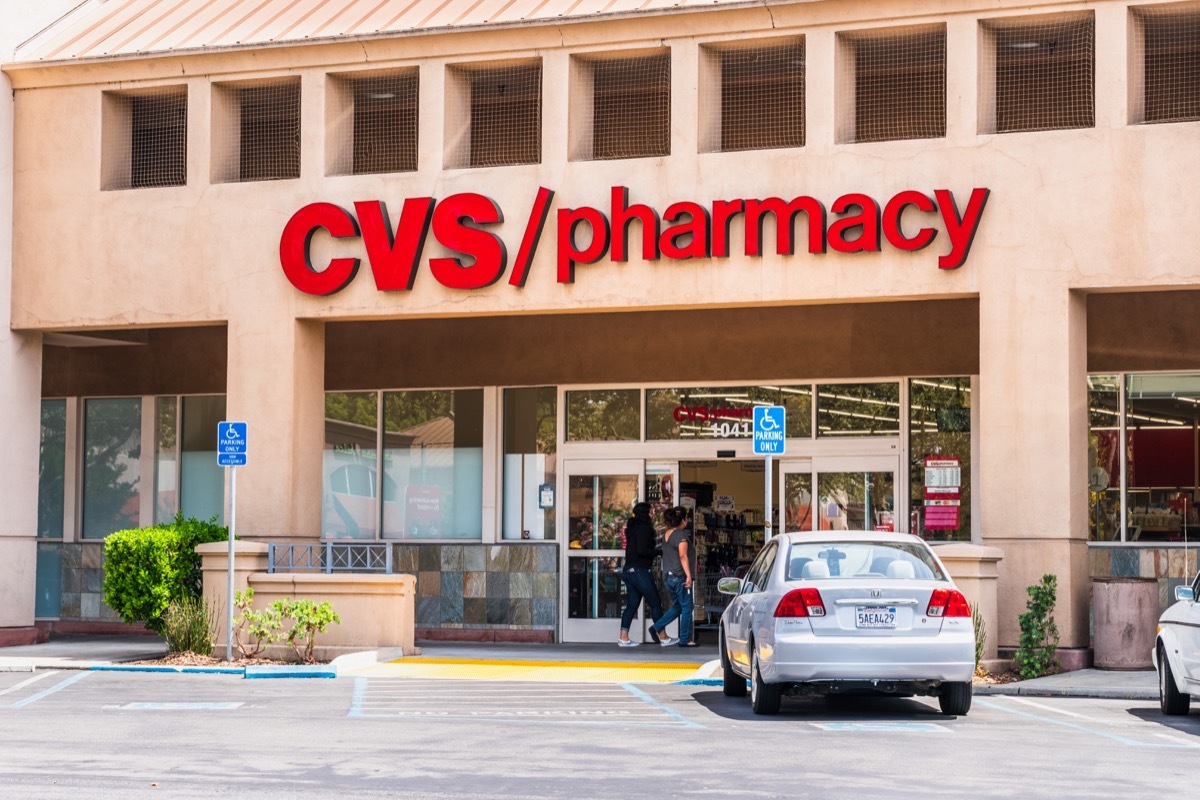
[650,574,694,645]
[619,567,664,633]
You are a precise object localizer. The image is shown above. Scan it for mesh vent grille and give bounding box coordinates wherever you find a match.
[589,53,671,160]
[450,62,542,168]
[1138,6,1200,124]
[102,87,187,190]
[214,80,300,183]
[846,27,946,143]
[715,40,805,152]
[351,71,418,174]
[989,16,1094,133]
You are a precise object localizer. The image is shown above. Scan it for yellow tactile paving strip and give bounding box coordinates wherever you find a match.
[343,657,709,684]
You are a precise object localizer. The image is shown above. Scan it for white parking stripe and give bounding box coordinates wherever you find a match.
[0,671,57,697]
[8,671,90,708]
[1003,696,1103,721]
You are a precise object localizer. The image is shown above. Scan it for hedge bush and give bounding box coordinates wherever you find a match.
[102,514,229,633]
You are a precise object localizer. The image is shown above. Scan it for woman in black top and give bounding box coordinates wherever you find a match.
[617,503,674,646]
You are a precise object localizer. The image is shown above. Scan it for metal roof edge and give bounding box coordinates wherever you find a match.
[4,0,775,72]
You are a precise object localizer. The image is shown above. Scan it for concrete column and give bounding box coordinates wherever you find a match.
[197,540,269,655]
[979,286,1090,651]
[0,55,38,631]
[225,316,325,541]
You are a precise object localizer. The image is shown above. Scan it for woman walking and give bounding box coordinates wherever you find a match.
[617,503,675,647]
[648,505,698,648]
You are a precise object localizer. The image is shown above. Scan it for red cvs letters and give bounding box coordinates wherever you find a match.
[279,186,989,296]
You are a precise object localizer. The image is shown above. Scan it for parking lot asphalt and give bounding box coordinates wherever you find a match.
[0,635,1161,699]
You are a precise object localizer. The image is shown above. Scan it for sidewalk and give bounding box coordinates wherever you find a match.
[0,635,1161,700]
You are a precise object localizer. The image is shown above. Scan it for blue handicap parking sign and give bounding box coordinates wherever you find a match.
[753,406,786,455]
[217,421,248,466]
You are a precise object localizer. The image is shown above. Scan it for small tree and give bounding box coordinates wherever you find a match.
[971,601,987,672]
[1014,574,1060,680]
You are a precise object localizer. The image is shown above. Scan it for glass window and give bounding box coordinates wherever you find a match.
[1087,375,1120,541]
[646,384,812,440]
[81,398,141,539]
[818,471,895,531]
[567,556,624,619]
[503,387,557,540]
[35,542,62,618]
[784,540,943,580]
[323,392,380,539]
[816,382,901,437]
[38,400,66,539]
[909,377,972,541]
[568,473,637,550]
[382,390,483,540]
[180,396,225,522]
[154,397,177,524]
[565,389,640,441]
[1124,373,1200,543]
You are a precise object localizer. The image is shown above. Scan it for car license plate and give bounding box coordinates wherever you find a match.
[855,606,897,628]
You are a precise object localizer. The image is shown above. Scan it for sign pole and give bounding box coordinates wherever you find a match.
[226,466,235,662]
[764,453,773,544]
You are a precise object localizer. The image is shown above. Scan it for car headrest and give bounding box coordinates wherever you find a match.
[886,561,916,579]
[801,560,830,579]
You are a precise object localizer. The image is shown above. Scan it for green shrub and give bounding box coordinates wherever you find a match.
[102,516,230,633]
[163,595,216,655]
[230,589,341,662]
[971,601,987,670]
[1014,574,1060,680]
[278,598,342,663]
[231,588,282,658]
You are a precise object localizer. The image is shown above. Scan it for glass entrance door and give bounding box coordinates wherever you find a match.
[561,459,643,643]
[779,455,899,535]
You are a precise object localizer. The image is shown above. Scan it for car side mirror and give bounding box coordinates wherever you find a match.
[717,577,742,596]
[1176,585,1195,602]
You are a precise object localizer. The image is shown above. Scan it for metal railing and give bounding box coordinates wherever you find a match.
[267,541,393,574]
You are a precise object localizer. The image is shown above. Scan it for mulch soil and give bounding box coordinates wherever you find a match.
[128,652,327,667]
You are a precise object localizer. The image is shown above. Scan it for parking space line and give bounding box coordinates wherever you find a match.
[621,682,704,729]
[0,671,57,697]
[8,671,90,708]
[977,698,1200,749]
[1003,696,1104,721]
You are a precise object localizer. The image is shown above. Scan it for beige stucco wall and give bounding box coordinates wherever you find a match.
[8,0,1200,646]
[0,0,111,629]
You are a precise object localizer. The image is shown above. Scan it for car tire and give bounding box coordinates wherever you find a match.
[1159,643,1191,716]
[938,681,972,716]
[750,645,782,715]
[721,628,747,697]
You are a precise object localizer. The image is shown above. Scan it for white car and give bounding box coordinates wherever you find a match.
[718,531,976,716]
[1154,570,1200,715]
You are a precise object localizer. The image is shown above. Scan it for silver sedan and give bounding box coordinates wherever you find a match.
[718,531,976,715]
[1153,570,1200,715]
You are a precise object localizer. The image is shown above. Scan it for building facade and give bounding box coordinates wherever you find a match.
[5,0,1200,653]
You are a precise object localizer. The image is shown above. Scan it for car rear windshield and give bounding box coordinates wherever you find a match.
[784,542,944,581]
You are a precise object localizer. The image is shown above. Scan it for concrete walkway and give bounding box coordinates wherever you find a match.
[0,635,1162,700]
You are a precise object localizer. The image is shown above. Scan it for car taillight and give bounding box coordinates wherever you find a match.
[927,588,971,618]
[775,588,826,618]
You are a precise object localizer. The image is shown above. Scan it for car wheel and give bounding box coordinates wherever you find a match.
[1159,644,1192,716]
[750,644,782,715]
[938,681,972,716]
[721,628,747,698]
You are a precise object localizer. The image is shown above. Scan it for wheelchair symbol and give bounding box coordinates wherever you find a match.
[225,425,239,439]
[758,411,781,432]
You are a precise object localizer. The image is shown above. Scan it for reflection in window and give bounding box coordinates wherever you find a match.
[382,390,483,540]
[568,473,638,550]
[154,397,177,525]
[1087,375,1120,541]
[82,398,141,539]
[909,377,972,541]
[1124,373,1200,543]
[567,556,624,619]
[816,382,900,437]
[38,400,66,539]
[818,472,894,531]
[646,385,812,440]
[503,387,557,540]
[565,389,640,441]
[323,392,380,539]
[181,396,225,522]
